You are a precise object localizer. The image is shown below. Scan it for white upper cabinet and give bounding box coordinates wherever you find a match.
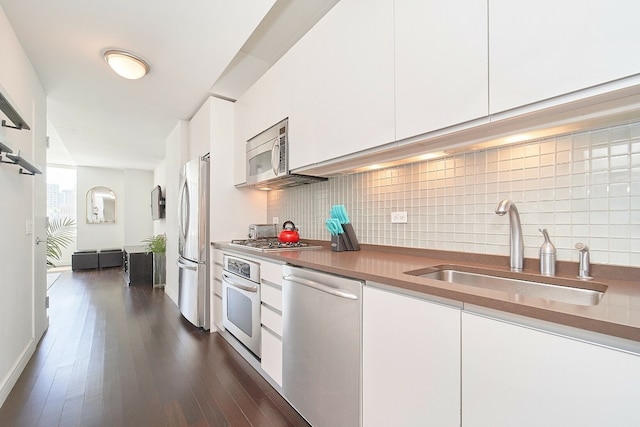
[395,0,488,142]
[489,0,640,114]
[287,40,318,170]
[233,58,290,185]
[288,0,395,170]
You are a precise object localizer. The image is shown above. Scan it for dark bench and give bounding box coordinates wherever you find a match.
[71,250,99,271]
[98,249,123,269]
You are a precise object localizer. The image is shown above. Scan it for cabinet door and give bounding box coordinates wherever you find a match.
[261,325,283,386]
[288,0,395,170]
[462,312,640,427]
[489,0,640,114]
[287,40,318,170]
[395,0,488,141]
[211,249,224,330]
[363,286,461,427]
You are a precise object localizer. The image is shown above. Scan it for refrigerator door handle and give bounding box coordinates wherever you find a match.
[177,259,197,271]
[283,275,358,300]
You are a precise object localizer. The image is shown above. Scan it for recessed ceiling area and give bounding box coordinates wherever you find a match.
[0,0,338,170]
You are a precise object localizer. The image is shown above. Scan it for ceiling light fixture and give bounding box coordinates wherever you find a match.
[103,49,149,80]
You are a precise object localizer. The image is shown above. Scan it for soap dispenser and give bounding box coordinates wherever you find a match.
[539,228,556,276]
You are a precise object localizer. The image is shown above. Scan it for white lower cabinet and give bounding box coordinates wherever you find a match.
[261,325,283,386]
[211,249,224,331]
[363,285,461,427]
[462,312,640,427]
[260,270,284,387]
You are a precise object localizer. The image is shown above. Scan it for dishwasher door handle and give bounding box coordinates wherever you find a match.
[283,275,358,300]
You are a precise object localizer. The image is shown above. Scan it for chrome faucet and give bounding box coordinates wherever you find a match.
[495,199,524,272]
[575,243,592,279]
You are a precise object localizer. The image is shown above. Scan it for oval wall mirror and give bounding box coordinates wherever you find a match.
[86,186,116,223]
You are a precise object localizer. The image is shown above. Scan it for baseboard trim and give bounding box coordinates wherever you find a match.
[0,337,36,408]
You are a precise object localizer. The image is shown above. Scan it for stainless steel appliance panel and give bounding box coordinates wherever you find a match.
[248,224,278,240]
[177,257,208,328]
[178,157,209,263]
[177,156,210,329]
[282,266,363,427]
[222,255,261,357]
[246,118,287,186]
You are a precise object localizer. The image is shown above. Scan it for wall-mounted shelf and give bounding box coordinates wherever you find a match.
[0,90,30,130]
[0,151,41,175]
[0,140,13,154]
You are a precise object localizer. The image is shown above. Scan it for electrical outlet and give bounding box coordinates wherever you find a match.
[272,217,280,225]
[391,211,408,223]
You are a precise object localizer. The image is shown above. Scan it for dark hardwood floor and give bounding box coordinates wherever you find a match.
[0,268,309,427]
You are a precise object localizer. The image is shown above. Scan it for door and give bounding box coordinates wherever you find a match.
[178,159,200,262]
[221,272,261,357]
[34,107,48,335]
[177,257,204,327]
[282,267,362,427]
[462,312,640,426]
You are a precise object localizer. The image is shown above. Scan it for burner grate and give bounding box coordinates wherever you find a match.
[229,238,322,252]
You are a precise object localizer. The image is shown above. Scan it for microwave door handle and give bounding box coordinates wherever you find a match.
[271,140,280,175]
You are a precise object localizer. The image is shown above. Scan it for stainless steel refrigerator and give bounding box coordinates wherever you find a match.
[177,155,210,329]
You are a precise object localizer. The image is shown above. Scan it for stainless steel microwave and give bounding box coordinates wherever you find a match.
[245,118,327,189]
[246,118,288,186]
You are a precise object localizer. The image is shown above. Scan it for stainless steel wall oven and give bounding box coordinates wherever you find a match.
[222,254,261,358]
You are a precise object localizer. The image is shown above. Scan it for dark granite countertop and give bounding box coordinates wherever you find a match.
[213,241,640,342]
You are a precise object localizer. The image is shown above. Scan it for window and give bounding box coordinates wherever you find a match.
[46,166,77,222]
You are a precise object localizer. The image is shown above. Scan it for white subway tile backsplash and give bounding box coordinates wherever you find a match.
[268,122,639,267]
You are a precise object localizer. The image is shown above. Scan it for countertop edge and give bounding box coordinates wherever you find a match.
[212,241,640,343]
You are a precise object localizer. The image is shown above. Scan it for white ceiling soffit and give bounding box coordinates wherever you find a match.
[0,0,276,170]
[211,0,340,101]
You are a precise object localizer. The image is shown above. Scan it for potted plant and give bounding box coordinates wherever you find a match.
[47,217,76,268]
[142,234,166,288]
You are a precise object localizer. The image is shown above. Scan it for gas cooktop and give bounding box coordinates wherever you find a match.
[229,238,323,252]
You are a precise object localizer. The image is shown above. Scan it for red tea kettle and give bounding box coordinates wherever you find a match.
[278,221,300,243]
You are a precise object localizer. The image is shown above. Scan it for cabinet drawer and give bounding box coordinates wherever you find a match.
[261,326,283,386]
[213,262,222,279]
[261,281,282,311]
[260,261,283,286]
[261,304,283,336]
[214,294,223,331]
[213,249,223,264]
[213,277,222,297]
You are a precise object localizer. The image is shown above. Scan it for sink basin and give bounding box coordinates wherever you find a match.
[405,265,607,306]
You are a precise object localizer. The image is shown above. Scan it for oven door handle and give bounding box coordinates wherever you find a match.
[283,275,358,300]
[222,273,258,293]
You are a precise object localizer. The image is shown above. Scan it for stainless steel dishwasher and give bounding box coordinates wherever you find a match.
[282,265,362,427]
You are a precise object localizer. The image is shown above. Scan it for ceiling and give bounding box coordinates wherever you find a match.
[0,0,338,170]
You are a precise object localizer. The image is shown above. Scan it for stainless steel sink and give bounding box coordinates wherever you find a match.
[406,265,607,306]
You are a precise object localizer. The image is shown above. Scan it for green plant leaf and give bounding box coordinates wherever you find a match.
[142,234,166,253]
[47,217,76,268]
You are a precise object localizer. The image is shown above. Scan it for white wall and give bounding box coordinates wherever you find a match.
[153,158,167,236]
[162,120,189,305]
[123,169,154,246]
[208,97,267,241]
[268,120,640,267]
[76,166,153,250]
[0,5,48,407]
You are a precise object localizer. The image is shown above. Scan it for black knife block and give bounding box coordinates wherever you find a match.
[330,224,360,252]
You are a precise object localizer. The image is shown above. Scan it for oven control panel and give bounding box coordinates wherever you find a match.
[223,255,260,284]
